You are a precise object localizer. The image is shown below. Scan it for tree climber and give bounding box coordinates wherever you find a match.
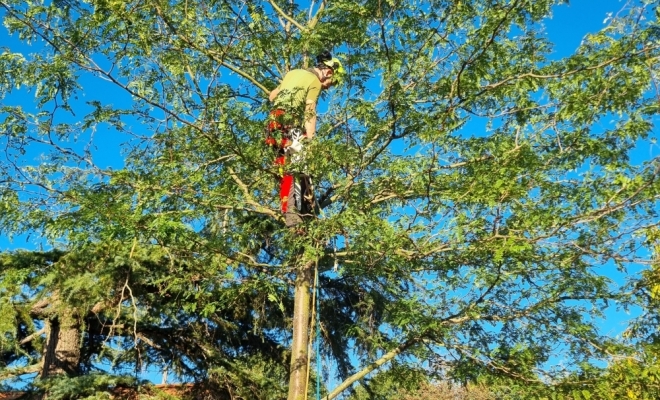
[266,51,345,228]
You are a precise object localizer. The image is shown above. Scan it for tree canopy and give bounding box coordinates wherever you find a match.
[1,1,659,399]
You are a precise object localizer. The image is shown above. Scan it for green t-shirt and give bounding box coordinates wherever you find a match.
[273,69,322,123]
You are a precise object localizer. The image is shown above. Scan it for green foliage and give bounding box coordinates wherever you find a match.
[35,373,140,400]
[478,344,660,400]
[345,364,431,400]
[207,355,289,399]
[1,0,659,399]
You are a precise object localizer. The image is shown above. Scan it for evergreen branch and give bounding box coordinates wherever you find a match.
[104,275,131,350]
[19,328,45,345]
[233,251,282,269]
[136,332,162,349]
[0,363,41,379]
[29,294,57,318]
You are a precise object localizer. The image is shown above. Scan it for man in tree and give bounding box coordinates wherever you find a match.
[267,51,345,227]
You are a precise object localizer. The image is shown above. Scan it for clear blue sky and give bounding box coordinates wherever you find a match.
[546,0,629,56]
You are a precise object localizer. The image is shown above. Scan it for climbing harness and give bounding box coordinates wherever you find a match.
[266,109,316,227]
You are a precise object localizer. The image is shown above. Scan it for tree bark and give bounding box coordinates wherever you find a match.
[41,311,81,378]
[287,261,314,400]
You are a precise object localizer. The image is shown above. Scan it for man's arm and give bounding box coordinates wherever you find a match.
[269,87,280,102]
[304,100,317,139]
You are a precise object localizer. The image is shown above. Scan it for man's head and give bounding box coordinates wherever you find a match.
[321,57,346,88]
[316,51,346,89]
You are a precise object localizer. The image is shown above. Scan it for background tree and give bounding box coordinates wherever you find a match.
[1,1,659,399]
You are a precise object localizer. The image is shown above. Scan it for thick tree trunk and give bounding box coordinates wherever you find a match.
[287,261,314,400]
[41,311,81,378]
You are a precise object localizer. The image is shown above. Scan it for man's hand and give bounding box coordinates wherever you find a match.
[287,139,304,153]
[269,87,280,102]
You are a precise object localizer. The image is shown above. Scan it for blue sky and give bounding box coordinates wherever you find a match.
[546,0,628,56]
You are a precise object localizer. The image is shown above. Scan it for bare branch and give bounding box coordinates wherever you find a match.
[324,337,422,400]
[267,0,306,32]
[19,328,46,345]
[307,0,327,29]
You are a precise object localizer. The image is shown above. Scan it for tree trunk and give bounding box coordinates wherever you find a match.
[41,311,81,378]
[287,261,314,400]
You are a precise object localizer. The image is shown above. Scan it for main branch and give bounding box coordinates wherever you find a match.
[287,260,315,400]
[324,336,423,400]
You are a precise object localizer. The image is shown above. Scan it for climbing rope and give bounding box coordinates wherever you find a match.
[315,264,321,400]
[305,260,321,399]
[299,178,332,399]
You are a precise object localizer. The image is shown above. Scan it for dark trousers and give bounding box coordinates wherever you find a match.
[281,173,314,227]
